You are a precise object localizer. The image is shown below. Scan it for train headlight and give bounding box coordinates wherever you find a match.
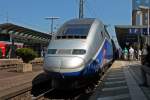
[69,57,84,68]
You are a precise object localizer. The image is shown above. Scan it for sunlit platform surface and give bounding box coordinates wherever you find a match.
[89,60,150,100]
[0,64,43,98]
[0,60,150,100]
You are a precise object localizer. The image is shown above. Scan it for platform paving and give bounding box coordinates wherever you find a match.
[89,61,150,100]
[0,64,43,98]
[0,60,150,100]
[128,62,150,100]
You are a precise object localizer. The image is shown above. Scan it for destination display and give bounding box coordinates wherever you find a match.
[128,28,150,35]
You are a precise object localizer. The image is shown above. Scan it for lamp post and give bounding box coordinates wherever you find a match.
[45,17,60,34]
[139,5,150,45]
[136,10,143,25]
[136,10,143,49]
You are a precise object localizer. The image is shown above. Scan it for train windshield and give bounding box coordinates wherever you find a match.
[62,24,91,36]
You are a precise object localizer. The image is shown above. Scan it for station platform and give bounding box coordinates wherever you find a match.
[0,64,43,98]
[0,60,150,100]
[89,60,150,100]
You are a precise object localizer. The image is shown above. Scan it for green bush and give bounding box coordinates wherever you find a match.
[16,48,37,63]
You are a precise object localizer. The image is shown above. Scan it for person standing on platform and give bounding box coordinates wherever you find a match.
[138,49,142,61]
[118,48,122,59]
[123,47,128,60]
[129,46,134,60]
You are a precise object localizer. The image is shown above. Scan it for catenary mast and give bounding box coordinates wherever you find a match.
[79,0,84,18]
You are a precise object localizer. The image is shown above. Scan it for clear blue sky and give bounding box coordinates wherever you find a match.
[0,0,132,36]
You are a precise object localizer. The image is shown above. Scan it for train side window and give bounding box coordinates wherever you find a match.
[101,32,104,38]
[72,49,86,55]
[104,27,111,39]
[47,49,57,54]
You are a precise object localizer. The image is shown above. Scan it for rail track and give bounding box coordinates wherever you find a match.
[32,88,54,100]
[31,71,106,100]
[0,77,101,100]
[0,65,110,100]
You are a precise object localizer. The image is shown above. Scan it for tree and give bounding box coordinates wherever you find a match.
[16,48,37,63]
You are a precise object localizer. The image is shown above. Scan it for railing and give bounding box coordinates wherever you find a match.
[0,59,22,70]
[30,58,43,65]
[0,58,43,70]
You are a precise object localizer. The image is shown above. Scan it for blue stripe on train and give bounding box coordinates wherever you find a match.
[63,39,113,77]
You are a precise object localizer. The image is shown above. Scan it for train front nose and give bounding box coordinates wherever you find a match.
[44,56,85,72]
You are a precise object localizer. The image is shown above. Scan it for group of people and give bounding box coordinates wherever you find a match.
[114,45,150,87]
[123,46,142,61]
[122,45,150,87]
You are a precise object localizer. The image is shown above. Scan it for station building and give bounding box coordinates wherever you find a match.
[115,0,150,49]
[115,25,149,49]
[0,23,51,58]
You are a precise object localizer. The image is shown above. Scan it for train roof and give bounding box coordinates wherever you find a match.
[65,18,96,25]
[55,18,104,39]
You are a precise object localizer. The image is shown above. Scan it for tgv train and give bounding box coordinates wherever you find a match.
[44,18,114,89]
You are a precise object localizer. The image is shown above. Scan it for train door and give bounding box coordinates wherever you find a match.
[0,42,6,58]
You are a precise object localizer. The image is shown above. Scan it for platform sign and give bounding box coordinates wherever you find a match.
[129,28,150,35]
[129,28,141,35]
[143,28,147,35]
[142,28,150,35]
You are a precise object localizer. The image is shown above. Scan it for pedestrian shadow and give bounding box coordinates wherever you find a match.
[128,64,150,87]
[128,64,143,83]
[127,64,150,99]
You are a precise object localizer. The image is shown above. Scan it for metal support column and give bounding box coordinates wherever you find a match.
[79,0,84,19]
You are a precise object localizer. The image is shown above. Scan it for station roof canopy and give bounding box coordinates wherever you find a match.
[0,23,51,43]
[115,25,148,29]
[115,25,148,38]
[115,25,148,49]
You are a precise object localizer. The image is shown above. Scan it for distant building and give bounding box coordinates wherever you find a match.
[115,0,150,49]
[132,0,150,25]
[0,23,51,58]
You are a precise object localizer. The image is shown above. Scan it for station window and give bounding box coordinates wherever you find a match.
[0,34,10,41]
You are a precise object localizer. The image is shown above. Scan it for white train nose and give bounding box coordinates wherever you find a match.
[44,57,61,69]
[61,57,84,68]
[44,56,84,71]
